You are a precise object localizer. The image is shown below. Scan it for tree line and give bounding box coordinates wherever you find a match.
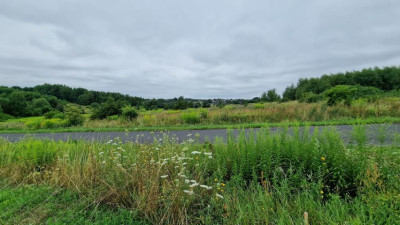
[1,66,399,120]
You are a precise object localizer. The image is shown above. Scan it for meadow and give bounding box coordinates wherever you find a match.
[1,97,400,132]
[1,124,399,224]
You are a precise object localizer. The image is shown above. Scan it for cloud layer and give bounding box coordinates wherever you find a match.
[1,0,399,98]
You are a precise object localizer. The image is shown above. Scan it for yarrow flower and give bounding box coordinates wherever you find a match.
[191,151,201,155]
[190,183,199,188]
[161,175,168,179]
[183,190,194,195]
[216,193,224,199]
[200,185,212,190]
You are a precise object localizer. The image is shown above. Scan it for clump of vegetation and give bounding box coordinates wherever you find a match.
[64,105,85,126]
[1,126,399,224]
[121,105,138,121]
[181,111,200,124]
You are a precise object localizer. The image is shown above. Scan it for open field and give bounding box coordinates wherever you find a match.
[1,98,400,133]
[1,125,399,224]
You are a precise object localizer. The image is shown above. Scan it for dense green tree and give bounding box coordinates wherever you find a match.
[30,98,53,115]
[282,84,297,101]
[324,85,357,106]
[260,92,268,102]
[121,105,138,120]
[265,89,281,102]
[64,105,85,126]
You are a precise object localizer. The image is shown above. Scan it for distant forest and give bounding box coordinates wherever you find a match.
[0,66,399,118]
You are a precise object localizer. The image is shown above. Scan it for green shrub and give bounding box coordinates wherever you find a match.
[0,112,13,122]
[181,111,200,124]
[25,120,42,129]
[107,115,119,121]
[43,111,56,119]
[40,118,66,129]
[300,92,324,103]
[325,85,357,106]
[199,108,208,119]
[121,106,138,120]
[253,103,265,109]
[64,105,85,126]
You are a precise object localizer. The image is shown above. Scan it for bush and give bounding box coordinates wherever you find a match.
[25,120,42,129]
[64,105,85,126]
[43,111,56,119]
[90,100,123,120]
[0,112,13,122]
[199,108,208,119]
[300,92,324,103]
[325,85,357,106]
[121,106,138,121]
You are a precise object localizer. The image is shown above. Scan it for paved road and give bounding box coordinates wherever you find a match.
[1,124,400,144]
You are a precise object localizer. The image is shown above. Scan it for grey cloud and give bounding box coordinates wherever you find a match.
[0,0,399,99]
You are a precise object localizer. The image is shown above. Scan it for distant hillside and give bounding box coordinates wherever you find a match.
[1,66,399,119]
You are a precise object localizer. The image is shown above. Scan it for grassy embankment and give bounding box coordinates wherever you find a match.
[1,124,399,224]
[1,98,400,133]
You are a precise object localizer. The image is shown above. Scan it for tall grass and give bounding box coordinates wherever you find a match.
[1,126,399,224]
[2,97,400,131]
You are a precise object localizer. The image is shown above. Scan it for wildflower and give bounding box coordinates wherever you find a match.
[190,183,199,188]
[204,152,212,156]
[185,179,190,184]
[179,174,186,178]
[320,190,324,194]
[99,152,104,155]
[216,193,224,199]
[161,175,168,179]
[190,180,196,183]
[214,178,218,182]
[321,157,326,161]
[220,183,226,187]
[208,156,212,159]
[191,151,201,155]
[183,190,194,195]
[200,185,212,190]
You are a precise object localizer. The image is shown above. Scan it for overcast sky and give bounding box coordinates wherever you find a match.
[0,0,399,99]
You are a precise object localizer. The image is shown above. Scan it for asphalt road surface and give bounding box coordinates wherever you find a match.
[1,124,400,145]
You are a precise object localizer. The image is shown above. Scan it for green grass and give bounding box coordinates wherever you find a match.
[1,116,400,133]
[0,184,148,224]
[1,125,399,224]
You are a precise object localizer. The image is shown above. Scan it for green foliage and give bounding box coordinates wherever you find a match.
[0,185,147,224]
[64,105,85,126]
[291,66,400,100]
[264,89,281,102]
[1,127,399,224]
[121,105,138,120]
[282,84,297,101]
[91,100,125,120]
[199,108,208,119]
[299,92,324,103]
[30,97,53,116]
[181,111,200,124]
[325,85,357,106]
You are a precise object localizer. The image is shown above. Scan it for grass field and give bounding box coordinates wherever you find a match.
[1,125,399,224]
[1,98,400,133]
